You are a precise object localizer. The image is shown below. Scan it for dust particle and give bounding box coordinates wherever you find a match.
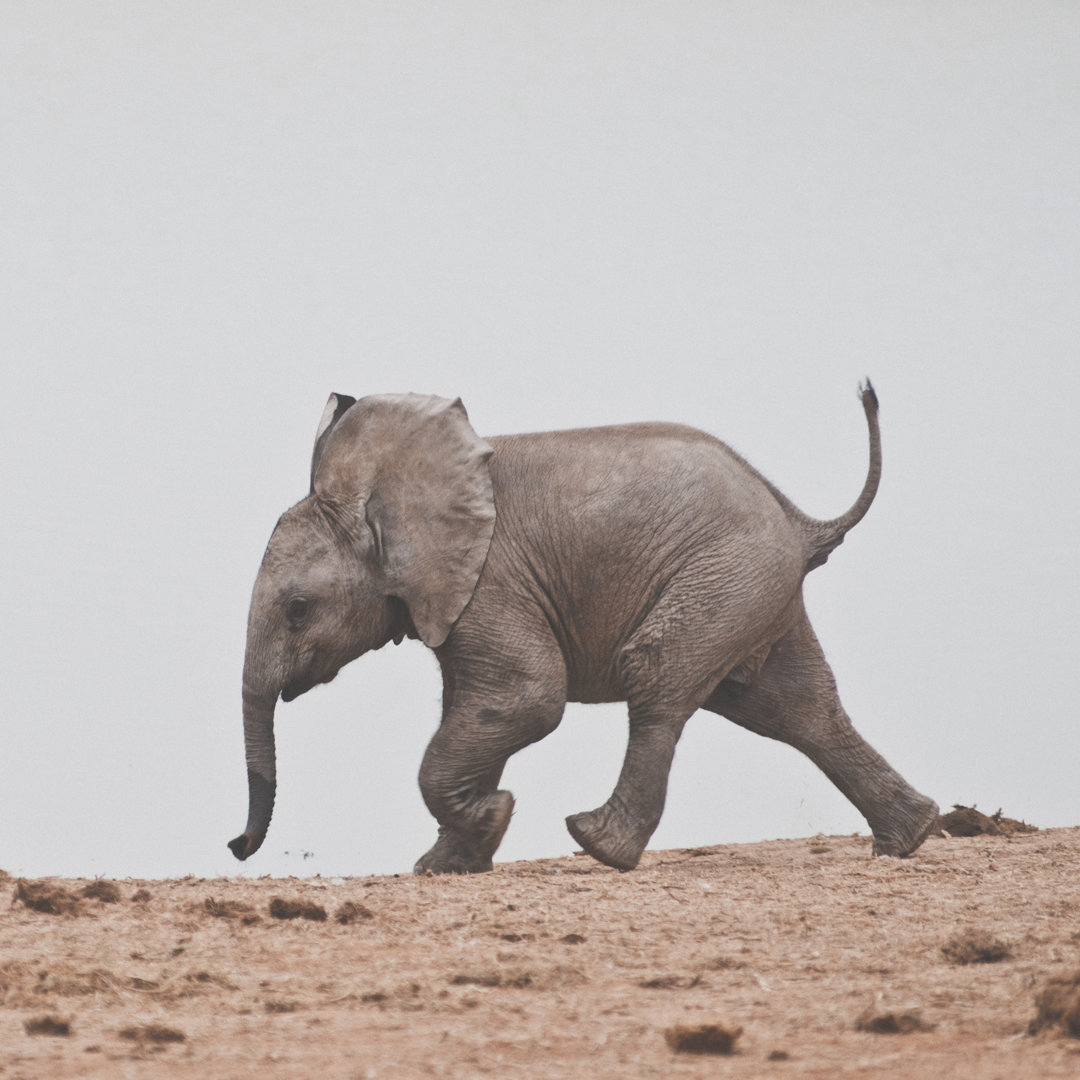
[942,930,1012,965]
[664,1022,742,1055]
[25,1015,70,1037]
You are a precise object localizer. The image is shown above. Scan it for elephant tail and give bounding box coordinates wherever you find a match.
[801,380,882,571]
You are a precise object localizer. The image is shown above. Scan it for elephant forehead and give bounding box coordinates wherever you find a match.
[259,506,346,577]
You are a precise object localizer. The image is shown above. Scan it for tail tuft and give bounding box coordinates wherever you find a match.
[859,378,879,413]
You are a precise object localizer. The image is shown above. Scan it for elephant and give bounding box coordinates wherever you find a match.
[229,385,938,874]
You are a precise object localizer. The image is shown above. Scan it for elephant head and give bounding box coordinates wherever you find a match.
[228,393,496,861]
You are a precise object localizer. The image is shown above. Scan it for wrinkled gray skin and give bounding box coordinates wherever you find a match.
[229,387,938,874]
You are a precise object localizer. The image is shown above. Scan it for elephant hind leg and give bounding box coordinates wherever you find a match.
[704,613,938,857]
[567,572,798,872]
[567,703,694,871]
[567,604,724,871]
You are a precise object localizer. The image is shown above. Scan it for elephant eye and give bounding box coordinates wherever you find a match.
[286,597,310,626]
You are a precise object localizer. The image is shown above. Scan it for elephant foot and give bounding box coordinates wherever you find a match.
[870,794,940,857]
[566,804,649,871]
[413,790,515,875]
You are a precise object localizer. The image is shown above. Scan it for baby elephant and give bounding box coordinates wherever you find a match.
[229,386,938,873]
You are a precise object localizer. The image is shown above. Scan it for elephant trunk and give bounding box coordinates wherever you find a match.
[227,682,278,861]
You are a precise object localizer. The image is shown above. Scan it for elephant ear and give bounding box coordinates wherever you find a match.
[310,392,358,490]
[312,393,496,648]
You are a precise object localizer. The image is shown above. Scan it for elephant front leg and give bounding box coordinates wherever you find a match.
[567,709,691,871]
[414,696,565,875]
[413,785,516,875]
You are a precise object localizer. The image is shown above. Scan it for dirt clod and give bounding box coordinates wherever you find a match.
[13,879,127,914]
[119,1024,186,1044]
[942,930,1012,965]
[335,901,373,924]
[664,1022,742,1055]
[80,880,122,903]
[1030,971,1080,1037]
[856,1009,933,1034]
[13,880,83,915]
[25,1015,71,1037]
[269,897,327,921]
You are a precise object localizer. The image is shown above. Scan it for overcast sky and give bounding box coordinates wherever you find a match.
[3,2,1077,880]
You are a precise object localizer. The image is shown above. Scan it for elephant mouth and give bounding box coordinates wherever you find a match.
[280,668,338,703]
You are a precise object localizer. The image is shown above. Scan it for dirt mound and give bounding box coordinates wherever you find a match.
[935,805,1038,838]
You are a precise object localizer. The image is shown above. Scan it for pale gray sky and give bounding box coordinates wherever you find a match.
[3,2,1077,879]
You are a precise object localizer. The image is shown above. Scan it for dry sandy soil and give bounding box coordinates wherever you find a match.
[5,819,1080,1079]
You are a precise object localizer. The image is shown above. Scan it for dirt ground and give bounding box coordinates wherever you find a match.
[5,823,1080,1079]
